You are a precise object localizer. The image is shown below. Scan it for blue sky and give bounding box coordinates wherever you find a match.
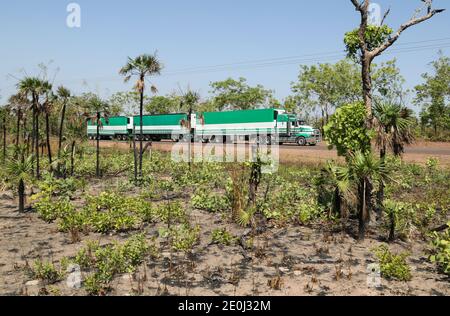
[0,0,449,106]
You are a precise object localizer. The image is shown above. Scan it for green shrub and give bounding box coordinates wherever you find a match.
[73,234,155,295]
[160,224,200,253]
[35,197,75,223]
[155,201,188,224]
[373,245,412,281]
[32,260,64,284]
[430,224,450,275]
[211,228,237,246]
[191,187,229,213]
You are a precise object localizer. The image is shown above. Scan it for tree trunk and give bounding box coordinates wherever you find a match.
[2,115,6,163]
[45,112,53,172]
[358,178,371,240]
[388,211,396,242]
[70,140,76,177]
[376,145,387,221]
[18,178,25,213]
[96,113,100,178]
[57,100,67,174]
[35,102,40,179]
[361,55,374,125]
[133,126,138,184]
[139,79,144,178]
[15,110,21,160]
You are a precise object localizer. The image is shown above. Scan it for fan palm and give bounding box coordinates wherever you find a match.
[18,77,47,178]
[56,86,71,174]
[348,151,389,240]
[119,53,163,179]
[7,155,33,212]
[374,103,415,216]
[0,105,11,163]
[40,82,54,171]
[318,161,353,219]
[85,95,110,177]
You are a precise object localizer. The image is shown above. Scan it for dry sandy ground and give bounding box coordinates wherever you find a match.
[0,178,448,296]
[96,140,450,167]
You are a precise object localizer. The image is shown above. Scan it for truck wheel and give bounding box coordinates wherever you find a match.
[297,137,306,146]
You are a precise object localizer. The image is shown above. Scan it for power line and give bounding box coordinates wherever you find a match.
[49,37,450,85]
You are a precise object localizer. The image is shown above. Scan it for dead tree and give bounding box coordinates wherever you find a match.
[350,0,445,125]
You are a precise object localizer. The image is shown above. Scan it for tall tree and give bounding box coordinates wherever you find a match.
[292,59,362,129]
[346,0,445,125]
[56,86,71,173]
[210,77,273,111]
[0,105,9,163]
[18,77,43,178]
[86,95,110,178]
[119,53,163,179]
[415,53,450,136]
[374,102,415,218]
[39,81,54,171]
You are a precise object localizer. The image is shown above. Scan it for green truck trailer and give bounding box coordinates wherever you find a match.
[87,109,320,146]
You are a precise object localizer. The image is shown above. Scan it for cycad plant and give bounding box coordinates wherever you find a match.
[7,155,33,213]
[120,53,163,179]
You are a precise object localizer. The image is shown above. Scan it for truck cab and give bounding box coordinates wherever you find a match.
[277,113,321,146]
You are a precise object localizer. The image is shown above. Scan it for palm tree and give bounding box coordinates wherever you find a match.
[85,95,110,177]
[374,103,415,218]
[348,151,389,240]
[18,77,43,178]
[39,81,54,171]
[317,161,353,219]
[119,53,163,178]
[180,90,200,168]
[8,93,29,155]
[56,86,71,174]
[0,105,10,163]
[374,103,415,159]
[7,155,33,213]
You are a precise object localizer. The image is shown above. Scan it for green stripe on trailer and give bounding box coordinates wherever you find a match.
[88,116,129,127]
[201,108,277,125]
[134,114,187,127]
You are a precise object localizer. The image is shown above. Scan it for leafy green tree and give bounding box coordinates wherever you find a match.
[415,54,450,136]
[145,94,182,114]
[108,91,140,116]
[373,59,408,105]
[324,102,374,158]
[120,53,163,179]
[291,59,362,129]
[210,77,273,110]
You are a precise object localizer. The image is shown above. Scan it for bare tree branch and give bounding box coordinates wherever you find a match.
[370,5,445,59]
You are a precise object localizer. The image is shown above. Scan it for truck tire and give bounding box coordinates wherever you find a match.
[296,137,307,146]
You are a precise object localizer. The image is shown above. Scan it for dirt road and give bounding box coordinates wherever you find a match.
[96,140,450,167]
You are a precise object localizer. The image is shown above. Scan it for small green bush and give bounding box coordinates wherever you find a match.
[32,260,64,284]
[373,245,412,281]
[211,228,237,246]
[191,188,229,213]
[430,223,450,275]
